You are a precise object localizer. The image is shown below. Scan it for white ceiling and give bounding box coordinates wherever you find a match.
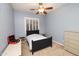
[12,3,64,13]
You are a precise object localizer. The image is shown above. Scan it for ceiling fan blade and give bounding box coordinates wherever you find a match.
[30,9,36,10]
[45,7,53,10]
[43,11,47,14]
[30,8,38,10]
[36,12,39,14]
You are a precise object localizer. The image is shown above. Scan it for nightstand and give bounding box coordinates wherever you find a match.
[41,33,52,38]
[41,34,46,36]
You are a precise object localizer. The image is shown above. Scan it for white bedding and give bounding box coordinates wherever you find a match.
[26,34,47,50]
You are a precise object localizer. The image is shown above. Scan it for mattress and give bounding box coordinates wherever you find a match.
[26,34,47,50]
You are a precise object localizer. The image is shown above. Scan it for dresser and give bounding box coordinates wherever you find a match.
[2,40,21,56]
[64,31,79,55]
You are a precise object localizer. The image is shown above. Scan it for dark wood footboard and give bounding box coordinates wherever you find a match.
[31,36,52,54]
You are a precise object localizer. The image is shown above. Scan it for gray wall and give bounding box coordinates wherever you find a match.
[14,11,45,39]
[0,3,14,55]
[45,3,79,44]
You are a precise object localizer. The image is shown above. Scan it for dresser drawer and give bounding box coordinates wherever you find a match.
[64,31,79,55]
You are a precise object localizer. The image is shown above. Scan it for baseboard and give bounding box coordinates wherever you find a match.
[53,40,64,46]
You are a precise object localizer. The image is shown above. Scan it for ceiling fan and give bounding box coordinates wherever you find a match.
[30,3,53,15]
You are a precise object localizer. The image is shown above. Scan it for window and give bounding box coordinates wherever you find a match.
[24,17,39,31]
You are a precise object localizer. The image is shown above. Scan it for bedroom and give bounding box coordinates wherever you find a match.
[0,3,79,56]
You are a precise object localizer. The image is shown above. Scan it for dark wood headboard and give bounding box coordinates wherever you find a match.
[26,30,39,36]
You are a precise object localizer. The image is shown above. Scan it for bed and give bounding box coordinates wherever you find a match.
[26,30,52,54]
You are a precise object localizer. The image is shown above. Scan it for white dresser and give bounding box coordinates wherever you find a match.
[2,40,21,56]
[64,31,79,55]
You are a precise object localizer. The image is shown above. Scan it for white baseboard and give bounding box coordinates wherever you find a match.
[53,40,64,46]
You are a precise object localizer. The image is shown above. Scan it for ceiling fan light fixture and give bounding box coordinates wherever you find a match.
[30,3,53,15]
[38,8,44,13]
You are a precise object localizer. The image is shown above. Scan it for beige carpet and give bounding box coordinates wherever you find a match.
[21,40,75,56]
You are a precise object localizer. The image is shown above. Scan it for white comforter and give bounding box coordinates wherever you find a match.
[26,34,47,50]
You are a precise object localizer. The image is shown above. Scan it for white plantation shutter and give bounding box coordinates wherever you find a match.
[25,17,39,31]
